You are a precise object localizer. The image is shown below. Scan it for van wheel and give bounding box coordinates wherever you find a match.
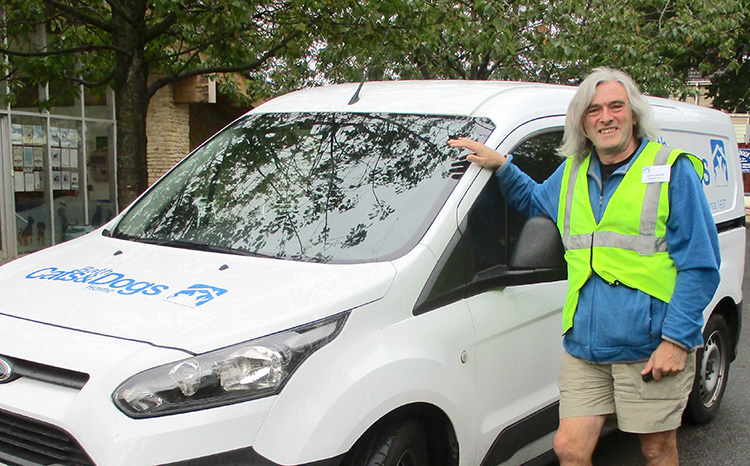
[354,419,429,466]
[684,315,731,424]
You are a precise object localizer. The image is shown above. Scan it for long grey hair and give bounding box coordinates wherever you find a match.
[558,67,659,162]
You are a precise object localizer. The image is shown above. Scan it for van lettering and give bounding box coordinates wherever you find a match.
[143,285,169,296]
[26,267,57,279]
[110,278,136,289]
[24,265,176,299]
[117,281,155,295]
[88,273,125,285]
[54,268,85,281]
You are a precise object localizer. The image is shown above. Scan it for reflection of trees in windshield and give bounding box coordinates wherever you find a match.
[115,112,494,263]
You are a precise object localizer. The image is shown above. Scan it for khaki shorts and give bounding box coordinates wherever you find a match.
[558,351,696,434]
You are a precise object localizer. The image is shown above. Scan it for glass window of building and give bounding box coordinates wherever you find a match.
[1,82,117,261]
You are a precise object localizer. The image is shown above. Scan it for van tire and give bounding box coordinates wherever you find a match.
[354,418,429,466]
[684,314,731,424]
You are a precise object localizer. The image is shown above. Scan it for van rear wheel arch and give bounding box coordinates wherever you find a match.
[711,297,741,362]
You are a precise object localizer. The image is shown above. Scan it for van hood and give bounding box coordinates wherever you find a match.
[0,232,396,354]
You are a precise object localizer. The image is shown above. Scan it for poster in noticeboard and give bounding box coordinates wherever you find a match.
[70,172,80,190]
[13,146,23,170]
[11,125,81,193]
[11,124,23,145]
[51,127,60,147]
[52,172,62,190]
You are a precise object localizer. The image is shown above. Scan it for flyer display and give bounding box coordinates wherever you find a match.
[11,124,81,193]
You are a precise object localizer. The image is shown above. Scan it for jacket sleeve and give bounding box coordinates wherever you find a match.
[662,155,722,349]
[495,155,566,222]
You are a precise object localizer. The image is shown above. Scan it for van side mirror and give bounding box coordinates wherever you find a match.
[509,216,566,270]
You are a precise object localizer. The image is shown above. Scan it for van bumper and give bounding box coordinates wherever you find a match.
[158,447,346,466]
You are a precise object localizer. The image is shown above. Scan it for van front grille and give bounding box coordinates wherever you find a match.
[0,408,94,465]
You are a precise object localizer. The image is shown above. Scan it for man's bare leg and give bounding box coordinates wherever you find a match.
[553,415,607,466]
[639,430,679,466]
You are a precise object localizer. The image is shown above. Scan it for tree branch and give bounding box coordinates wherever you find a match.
[68,69,117,88]
[0,66,19,82]
[144,11,178,43]
[145,30,236,68]
[147,30,302,97]
[658,0,672,33]
[0,44,127,57]
[40,0,113,32]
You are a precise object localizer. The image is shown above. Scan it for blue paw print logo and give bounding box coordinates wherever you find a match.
[166,284,228,308]
[711,139,729,184]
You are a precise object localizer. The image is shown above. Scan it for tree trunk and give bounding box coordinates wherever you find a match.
[112,3,150,210]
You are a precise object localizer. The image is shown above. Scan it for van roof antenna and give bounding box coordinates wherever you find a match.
[348,22,394,105]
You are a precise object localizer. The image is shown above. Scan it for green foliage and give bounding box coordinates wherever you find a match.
[0,0,323,106]
[661,0,749,112]
[2,0,746,110]
[0,0,746,205]
[297,0,746,106]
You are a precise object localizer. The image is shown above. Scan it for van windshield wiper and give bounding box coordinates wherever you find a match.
[127,237,275,258]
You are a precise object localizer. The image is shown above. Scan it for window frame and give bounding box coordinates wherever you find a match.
[413,120,566,316]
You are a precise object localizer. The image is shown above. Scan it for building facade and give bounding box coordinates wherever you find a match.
[0,86,117,262]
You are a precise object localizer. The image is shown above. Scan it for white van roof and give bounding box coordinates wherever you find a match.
[254,80,574,118]
[254,80,736,143]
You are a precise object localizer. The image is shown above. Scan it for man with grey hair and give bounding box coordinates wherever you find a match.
[449,67,720,465]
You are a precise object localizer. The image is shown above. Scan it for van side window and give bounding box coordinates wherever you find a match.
[415,130,564,314]
[503,130,565,262]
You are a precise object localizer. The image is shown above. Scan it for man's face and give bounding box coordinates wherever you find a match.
[583,80,638,162]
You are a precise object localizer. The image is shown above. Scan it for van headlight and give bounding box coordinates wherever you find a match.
[112,312,349,418]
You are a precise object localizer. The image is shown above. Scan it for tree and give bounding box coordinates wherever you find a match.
[308,1,673,90]
[309,0,746,102]
[1,0,318,208]
[661,0,749,112]
[3,0,746,211]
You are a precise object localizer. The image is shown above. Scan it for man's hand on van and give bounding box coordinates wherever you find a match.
[641,340,688,381]
[448,137,508,170]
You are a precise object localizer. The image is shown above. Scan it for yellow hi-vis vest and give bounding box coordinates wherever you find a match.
[556,142,704,333]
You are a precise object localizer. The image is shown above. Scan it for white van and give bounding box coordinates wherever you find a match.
[0,81,744,466]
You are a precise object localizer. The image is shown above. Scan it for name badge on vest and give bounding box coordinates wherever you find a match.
[642,165,671,183]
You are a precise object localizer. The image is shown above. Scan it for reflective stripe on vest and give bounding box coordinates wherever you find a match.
[556,142,704,333]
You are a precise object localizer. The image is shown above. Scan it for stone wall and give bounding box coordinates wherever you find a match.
[145,83,190,185]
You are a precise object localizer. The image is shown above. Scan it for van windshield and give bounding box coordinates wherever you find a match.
[113,112,494,263]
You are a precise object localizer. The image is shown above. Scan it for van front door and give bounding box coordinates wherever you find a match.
[471,128,567,465]
[457,120,568,465]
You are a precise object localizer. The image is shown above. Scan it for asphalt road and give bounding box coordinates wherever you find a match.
[577,229,750,465]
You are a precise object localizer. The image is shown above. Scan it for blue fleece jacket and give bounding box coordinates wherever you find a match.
[497,139,721,363]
